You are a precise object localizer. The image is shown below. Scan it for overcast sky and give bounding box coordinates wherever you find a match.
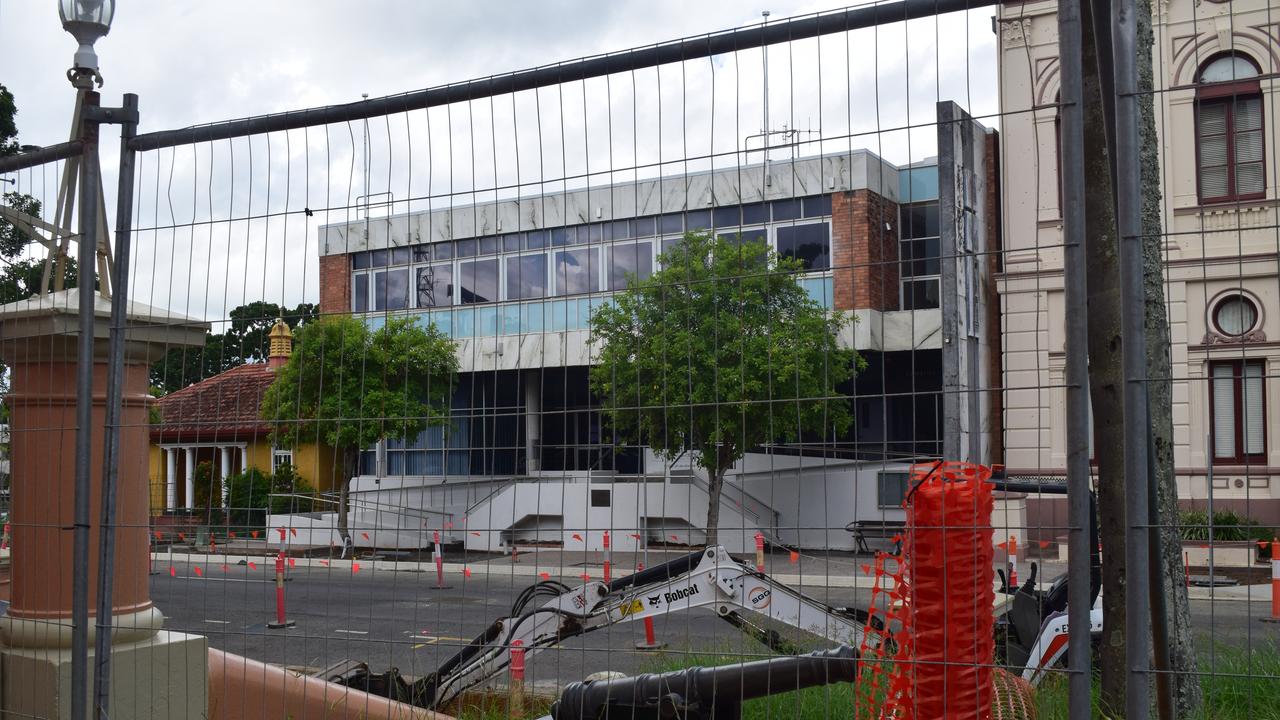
[0,1,998,322]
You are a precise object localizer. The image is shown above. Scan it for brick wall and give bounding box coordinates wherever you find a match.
[319,254,351,315]
[832,189,900,312]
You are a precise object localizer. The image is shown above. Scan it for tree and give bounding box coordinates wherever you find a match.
[1081,0,1198,713]
[261,314,458,550]
[150,301,319,393]
[589,232,859,547]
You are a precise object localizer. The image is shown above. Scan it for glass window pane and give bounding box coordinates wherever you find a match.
[1237,162,1265,195]
[460,258,498,304]
[556,248,600,295]
[741,203,768,224]
[455,239,477,257]
[611,219,633,240]
[374,268,409,310]
[633,216,657,237]
[352,252,371,270]
[718,228,768,245]
[480,236,500,255]
[369,249,389,267]
[771,198,802,221]
[433,242,454,261]
[521,302,545,333]
[609,241,653,290]
[1244,363,1265,455]
[503,234,522,252]
[1212,363,1236,458]
[525,230,547,249]
[658,213,683,234]
[550,227,569,246]
[904,278,940,310]
[686,210,712,231]
[507,254,548,299]
[803,195,833,217]
[1198,103,1228,136]
[412,245,432,263]
[1200,166,1229,199]
[353,274,369,312]
[416,264,453,307]
[391,247,412,265]
[713,206,740,228]
[777,223,831,270]
[1199,55,1259,83]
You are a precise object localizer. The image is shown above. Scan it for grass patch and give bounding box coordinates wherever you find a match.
[1036,642,1280,720]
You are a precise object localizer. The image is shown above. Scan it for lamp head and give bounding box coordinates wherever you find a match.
[59,0,115,72]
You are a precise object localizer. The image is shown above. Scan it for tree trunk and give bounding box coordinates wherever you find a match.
[1080,1,1127,712]
[1136,0,1201,714]
[338,450,356,556]
[705,467,723,548]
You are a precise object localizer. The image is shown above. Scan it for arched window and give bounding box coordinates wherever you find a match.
[1196,52,1264,203]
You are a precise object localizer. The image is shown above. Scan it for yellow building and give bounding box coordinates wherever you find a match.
[148,319,341,517]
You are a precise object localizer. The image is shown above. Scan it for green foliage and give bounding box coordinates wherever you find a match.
[225,467,272,528]
[0,191,43,259]
[193,461,216,509]
[1179,509,1276,543]
[267,463,317,514]
[261,314,459,453]
[149,301,318,393]
[589,230,858,490]
[0,84,17,157]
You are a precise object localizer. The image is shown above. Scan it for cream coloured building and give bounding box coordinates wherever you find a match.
[997,0,1280,531]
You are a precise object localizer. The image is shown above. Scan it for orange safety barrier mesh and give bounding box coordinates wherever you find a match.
[857,461,997,720]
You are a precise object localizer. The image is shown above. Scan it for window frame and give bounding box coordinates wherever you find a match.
[1195,52,1266,205]
[1208,358,1267,465]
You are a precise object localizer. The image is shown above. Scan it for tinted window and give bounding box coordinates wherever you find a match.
[416,264,453,307]
[390,247,412,266]
[550,227,569,247]
[740,203,769,224]
[901,203,940,239]
[903,278,940,310]
[713,206,741,228]
[459,258,498,303]
[369,249,390,267]
[611,219,633,240]
[479,236,500,255]
[374,268,410,310]
[412,245,432,263]
[609,242,653,290]
[507,254,549,299]
[900,238,941,277]
[455,239,477,258]
[685,210,712,231]
[658,213,683,235]
[353,274,369,312]
[503,234,522,252]
[556,248,600,295]
[777,223,831,270]
[352,252,371,270]
[525,230,547,249]
[718,228,768,245]
[433,242,454,261]
[770,198,802,221]
[803,195,832,217]
[633,216,657,237]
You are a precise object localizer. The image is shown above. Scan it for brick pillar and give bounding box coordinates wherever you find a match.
[319,254,351,315]
[832,189,900,312]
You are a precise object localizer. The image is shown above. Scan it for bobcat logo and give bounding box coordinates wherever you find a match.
[647,595,661,607]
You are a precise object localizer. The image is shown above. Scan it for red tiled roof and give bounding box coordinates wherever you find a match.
[152,363,277,443]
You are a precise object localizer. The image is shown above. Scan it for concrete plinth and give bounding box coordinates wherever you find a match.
[0,289,209,716]
[1,631,208,720]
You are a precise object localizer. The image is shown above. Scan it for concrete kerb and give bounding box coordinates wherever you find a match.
[149,551,1269,601]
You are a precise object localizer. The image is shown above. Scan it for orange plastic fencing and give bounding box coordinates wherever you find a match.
[856,461,997,720]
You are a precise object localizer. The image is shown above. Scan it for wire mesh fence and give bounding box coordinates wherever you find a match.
[0,0,1279,718]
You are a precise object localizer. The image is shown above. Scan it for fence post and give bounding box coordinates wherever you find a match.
[1264,539,1280,624]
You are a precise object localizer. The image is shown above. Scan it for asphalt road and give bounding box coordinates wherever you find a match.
[150,559,1280,696]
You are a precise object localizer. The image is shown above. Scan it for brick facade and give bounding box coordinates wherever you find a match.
[319,254,351,315]
[831,188,900,312]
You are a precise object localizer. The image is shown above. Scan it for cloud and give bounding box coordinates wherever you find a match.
[1,1,998,321]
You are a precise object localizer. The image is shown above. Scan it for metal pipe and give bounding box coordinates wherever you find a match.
[0,140,85,174]
[1057,0,1093,716]
[71,89,101,720]
[92,92,139,720]
[1111,0,1152,715]
[128,0,998,152]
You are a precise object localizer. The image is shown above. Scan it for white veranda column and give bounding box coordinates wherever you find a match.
[219,446,232,508]
[165,448,177,511]
[240,445,248,475]
[184,447,195,511]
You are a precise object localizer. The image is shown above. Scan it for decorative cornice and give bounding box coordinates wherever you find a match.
[999,17,1033,47]
[1201,329,1268,345]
